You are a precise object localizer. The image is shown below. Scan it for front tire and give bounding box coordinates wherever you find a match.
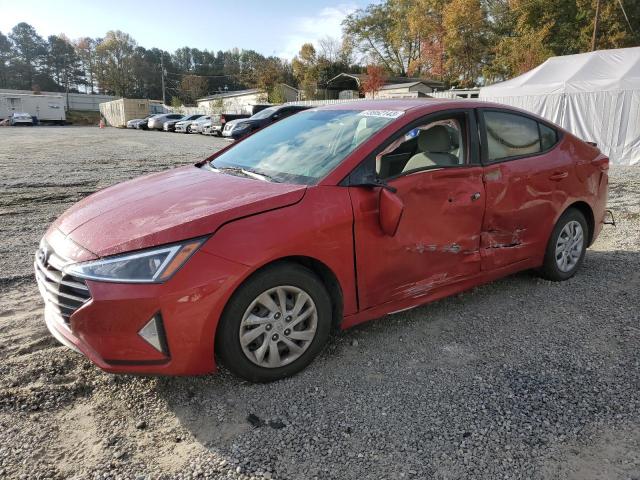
[216,263,331,382]
[538,208,588,281]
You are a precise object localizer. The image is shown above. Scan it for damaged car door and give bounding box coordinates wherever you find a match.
[348,109,486,310]
[478,108,566,270]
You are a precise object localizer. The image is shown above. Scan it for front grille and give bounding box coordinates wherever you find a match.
[35,244,91,325]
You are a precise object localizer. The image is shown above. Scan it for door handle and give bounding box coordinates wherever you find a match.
[549,171,568,181]
[471,192,481,201]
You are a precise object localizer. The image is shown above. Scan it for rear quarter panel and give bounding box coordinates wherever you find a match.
[558,132,609,244]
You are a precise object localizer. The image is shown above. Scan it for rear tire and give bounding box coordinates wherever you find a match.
[216,263,331,383]
[538,208,588,281]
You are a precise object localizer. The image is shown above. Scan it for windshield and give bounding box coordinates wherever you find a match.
[250,106,278,120]
[211,109,400,184]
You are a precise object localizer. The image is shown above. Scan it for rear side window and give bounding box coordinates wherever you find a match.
[540,123,558,150]
[483,111,540,162]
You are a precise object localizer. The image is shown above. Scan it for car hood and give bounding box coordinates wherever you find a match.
[50,166,306,258]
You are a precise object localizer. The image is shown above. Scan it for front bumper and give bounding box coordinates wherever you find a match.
[36,242,250,375]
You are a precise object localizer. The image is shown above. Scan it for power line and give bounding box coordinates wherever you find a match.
[616,0,636,38]
[165,71,249,79]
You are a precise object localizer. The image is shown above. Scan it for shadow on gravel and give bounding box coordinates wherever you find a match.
[155,249,640,479]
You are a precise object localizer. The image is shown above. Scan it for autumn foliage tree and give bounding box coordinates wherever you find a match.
[442,0,488,87]
[361,65,386,98]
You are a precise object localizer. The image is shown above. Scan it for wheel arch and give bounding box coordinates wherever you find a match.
[564,201,595,246]
[214,255,344,344]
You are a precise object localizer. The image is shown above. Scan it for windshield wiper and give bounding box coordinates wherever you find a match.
[210,164,278,183]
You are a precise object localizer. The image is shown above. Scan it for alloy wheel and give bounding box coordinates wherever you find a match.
[239,286,318,368]
[555,220,584,272]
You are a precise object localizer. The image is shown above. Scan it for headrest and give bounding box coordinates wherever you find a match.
[418,125,451,153]
[354,127,374,146]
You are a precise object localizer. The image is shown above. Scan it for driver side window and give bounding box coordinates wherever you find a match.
[376,118,467,179]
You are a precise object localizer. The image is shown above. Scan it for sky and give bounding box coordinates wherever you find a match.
[0,0,373,59]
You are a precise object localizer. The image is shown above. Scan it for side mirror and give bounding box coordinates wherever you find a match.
[351,174,403,236]
[379,188,404,236]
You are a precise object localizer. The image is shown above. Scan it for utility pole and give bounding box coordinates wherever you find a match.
[160,54,166,105]
[591,0,601,51]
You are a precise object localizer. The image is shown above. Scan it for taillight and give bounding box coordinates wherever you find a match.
[221,115,226,124]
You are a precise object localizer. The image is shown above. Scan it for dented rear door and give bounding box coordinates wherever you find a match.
[478,108,567,270]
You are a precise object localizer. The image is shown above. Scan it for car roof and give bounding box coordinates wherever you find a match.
[312,98,497,113]
[312,98,553,122]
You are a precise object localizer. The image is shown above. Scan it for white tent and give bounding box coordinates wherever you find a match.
[480,47,640,165]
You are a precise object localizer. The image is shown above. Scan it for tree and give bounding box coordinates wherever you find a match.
[0,31,12,88]
[292,43,319,99]
[9,22,46,89]
[484,0,640,82]
[95,30,137,96]
[406,0,447,78]
[483,24,553,83]
[361,64,386,98]
[255,57,289,102]
[343,0,420,76]
[179,74,208,104]
[442,0,489,87]
[46,34,83,92]
[75,37,97,93]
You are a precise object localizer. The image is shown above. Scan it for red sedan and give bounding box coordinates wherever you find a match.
[35,100,609,382]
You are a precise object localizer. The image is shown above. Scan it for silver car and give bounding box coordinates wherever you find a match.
[189,116,212,134]
[9,112,34,126]
[147,113,184,130]
[174,114,206,133]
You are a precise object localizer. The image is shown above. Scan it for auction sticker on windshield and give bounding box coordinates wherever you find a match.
[358,110,404,119]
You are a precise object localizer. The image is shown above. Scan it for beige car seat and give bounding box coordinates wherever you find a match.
[402,125,459,172]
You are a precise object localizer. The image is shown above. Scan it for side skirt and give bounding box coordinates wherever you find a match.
[341,256,541,330]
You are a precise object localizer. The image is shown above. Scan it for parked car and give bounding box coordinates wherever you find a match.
[222,105,310,140]
[136,116,155,130]
[164,114,204,132]
[9,112,35,126]
[147,113,184,130]
[203,113,248,136]
[200,119,213,135]
[174,114,206,133]
[127,115,153,129]
[189,116,212,134]
[35,100,610,383]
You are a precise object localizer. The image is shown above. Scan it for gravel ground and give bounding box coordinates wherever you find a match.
[0,126,638,480]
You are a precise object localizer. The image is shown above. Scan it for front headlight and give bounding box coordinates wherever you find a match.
[64,238,207,283]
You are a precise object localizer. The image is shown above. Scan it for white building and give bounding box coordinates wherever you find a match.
[0,92,66,122]
[0,89,116,111]
[196,89,268,114]
[368,81,434,99]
